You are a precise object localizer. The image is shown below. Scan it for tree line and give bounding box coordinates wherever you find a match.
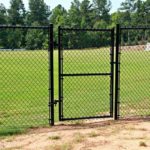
[0,0,149,50]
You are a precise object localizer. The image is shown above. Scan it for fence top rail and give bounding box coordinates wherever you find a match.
[60,27,113,32]
[121,26,150,30]
[0,25,50,29]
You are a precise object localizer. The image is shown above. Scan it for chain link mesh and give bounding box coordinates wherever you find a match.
[2,25,149,131]
[63,76,110,118]
[0,27,50,133]
[60,29,113,119]
[119,28,150,118]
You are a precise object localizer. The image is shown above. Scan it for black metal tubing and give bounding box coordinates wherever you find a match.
[60,27,112,32]
[110,28,115,117]
[0,25,49,29]
[58,26,63,121]
[114,24,121,120]
[61,115,112,121]
[49,24,54,126]
[62,73,111,77]
[121,27,150,30]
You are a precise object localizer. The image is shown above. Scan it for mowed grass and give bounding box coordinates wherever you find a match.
[61,49,111,118]
[0,48,150,136]
[0,50,58,136]
[120,50,150,117]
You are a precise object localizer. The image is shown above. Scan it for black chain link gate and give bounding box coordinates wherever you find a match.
[58,27,115,121]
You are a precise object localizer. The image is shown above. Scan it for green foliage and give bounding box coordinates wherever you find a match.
[25,22,46,50]
[50,4,67,26]
[8,0,26,25]
[28,0,50,25]
[68,0,82,28]
[80,0,93,28]
[0,0,150,49]
[0,4,8,48]
[7,29,23,49]
[119,0,136,13]
[92,0,112,24]
[50,4,67,42]
[0,3,7,24]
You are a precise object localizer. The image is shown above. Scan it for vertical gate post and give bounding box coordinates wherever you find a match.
[115,24,120,120]
[49,24,54,125]
[58,26,62,121]
[110,28,115,117]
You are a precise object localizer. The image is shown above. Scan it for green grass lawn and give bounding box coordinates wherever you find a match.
[0,49,150,136]
[120,50,150,117]
[61,49,111,119]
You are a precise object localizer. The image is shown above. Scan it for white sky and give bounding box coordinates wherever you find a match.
[0,0,124,13]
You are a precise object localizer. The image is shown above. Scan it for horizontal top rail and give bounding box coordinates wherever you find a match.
[60,27,113,32]
[0,25,50,29]
[121,27,150,30]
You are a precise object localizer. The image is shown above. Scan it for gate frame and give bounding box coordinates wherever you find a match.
[114,24,121,120]
[58,26,116,122]
[49,24,54,126]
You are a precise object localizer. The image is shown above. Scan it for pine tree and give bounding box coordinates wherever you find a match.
[28,0,50,25]
[92,0,111,25]
[8,0,26,25]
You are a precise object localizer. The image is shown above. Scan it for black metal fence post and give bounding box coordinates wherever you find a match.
[115,24,120,120]
[49,24,54,125]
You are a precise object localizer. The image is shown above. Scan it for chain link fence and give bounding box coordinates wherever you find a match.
[119,27,150,118]
[0,25,53,134]
[0,24,150,134]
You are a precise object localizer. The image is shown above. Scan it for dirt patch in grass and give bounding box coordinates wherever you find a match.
[0,118,150,150]
[121,45,146,51]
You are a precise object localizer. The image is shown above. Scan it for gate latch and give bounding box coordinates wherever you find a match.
[54,100,59,106]
[49,100,59,107]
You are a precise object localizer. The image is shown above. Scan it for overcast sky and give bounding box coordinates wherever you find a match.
[0,0,124,13]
